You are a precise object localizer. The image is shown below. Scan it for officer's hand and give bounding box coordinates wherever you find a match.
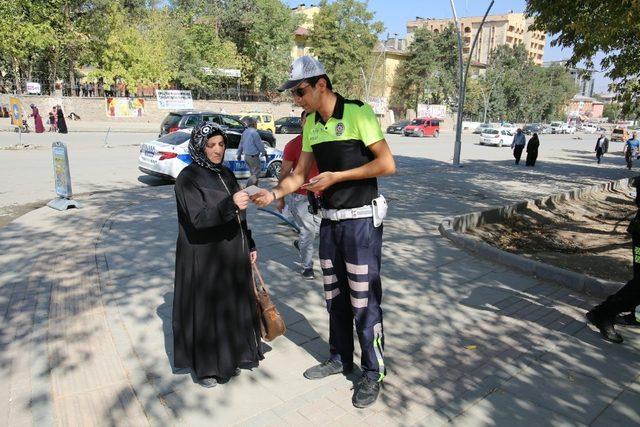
[276,198,285,213]
[250,250,258,264]
[250,188,275,207]
[301,172,337,192]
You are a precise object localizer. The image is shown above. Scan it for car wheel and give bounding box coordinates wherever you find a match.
[417,130,424,137]
[267,160,281,178]
[434,130,439,138]
[281,126,288,134]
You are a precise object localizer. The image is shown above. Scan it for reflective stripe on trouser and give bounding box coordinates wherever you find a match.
[287,193,320,269]
[245,155,261,186]
[319,217,385,382]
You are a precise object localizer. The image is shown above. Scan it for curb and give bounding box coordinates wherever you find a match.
[439,177,636,298]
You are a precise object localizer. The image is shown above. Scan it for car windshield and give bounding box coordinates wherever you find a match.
[275,118,287,125]
[395,121,409,126]
[613,129,624,134]
[484,129,499,135]
[411,119,424,125]
[221,115,243,127]
[162,113,182,127]
[157,131,190,146]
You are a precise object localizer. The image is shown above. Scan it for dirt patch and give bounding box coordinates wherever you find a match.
[467,187,636,283]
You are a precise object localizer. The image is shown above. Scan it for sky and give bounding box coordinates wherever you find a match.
[283,0,611,92]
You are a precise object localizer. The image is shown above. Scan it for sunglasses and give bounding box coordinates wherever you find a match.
[291,83,312,98]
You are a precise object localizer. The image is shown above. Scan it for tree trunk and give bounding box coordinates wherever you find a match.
[12,57,21,94]
[69,60,76,96]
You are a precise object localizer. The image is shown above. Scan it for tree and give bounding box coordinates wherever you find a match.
[308,0,384,98]
[219,0,300,91]
[390,25,458,111]
[603,102,622,123]
[526,0,640,120]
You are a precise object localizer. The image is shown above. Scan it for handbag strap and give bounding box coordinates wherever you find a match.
[251,263,270,295]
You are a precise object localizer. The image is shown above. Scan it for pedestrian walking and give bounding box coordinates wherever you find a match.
[511,128,526,165]
[276,111,320,280]
[595,133,609,164]
[250,55,396,408]
[236,117,267,187]
[624,132,640,170]
[56,105,68,134]
[29,104,45,133]
[74,81,80,97]
[525,133,540,166]
[173,122,263,387]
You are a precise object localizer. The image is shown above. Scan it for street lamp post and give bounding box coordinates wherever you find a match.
[449,0,494,166]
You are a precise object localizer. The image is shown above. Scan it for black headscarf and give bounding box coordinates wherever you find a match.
[188,121,228,173]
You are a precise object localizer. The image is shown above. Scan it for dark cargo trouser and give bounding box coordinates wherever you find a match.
[319,217,385,382]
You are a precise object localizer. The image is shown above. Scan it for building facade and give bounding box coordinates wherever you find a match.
[543,60,595,97]
[406,13,546,66]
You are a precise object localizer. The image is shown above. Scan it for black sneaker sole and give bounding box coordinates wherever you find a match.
[303,366,353,380]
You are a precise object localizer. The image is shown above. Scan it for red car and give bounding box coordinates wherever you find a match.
[403,117,441,137]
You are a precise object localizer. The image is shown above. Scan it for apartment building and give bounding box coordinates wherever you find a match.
[406,12,546,65]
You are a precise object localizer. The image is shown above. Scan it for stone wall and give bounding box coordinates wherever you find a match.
[0,95,300,124]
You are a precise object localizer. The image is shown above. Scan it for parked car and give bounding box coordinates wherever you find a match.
[386,120,410,134]
[611,127,629,142]
[240,112,276,133]
[159,111,276,147]
[479,128,513,147]
[474,123,494,134]
[403,117,441,137]
[138,129,283,181]
[563,123,576,134]
[275,116,302,134]
[549,121,564,134]
[580,123,599,133]
[523,123,544,134]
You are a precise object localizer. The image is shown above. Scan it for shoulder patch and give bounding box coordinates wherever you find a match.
[343,99,364,107]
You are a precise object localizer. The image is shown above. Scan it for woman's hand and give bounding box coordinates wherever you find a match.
[233,190,249,210]
[250,250,258,264]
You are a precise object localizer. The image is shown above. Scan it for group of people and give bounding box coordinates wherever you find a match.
[28,104,67,134]
[510,128,540,166]
[172,55,395,409]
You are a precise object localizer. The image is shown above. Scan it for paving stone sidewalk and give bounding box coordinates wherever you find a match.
[1,155,639,426]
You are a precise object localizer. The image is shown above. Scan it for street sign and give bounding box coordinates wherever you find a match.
[156,90,193,109]
[47,141,81,210]
[9,97,23,126]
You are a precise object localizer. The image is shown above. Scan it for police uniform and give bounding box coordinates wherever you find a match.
[302,94,386,382]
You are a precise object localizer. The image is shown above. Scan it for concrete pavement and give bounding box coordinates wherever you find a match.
[1,152,640,426]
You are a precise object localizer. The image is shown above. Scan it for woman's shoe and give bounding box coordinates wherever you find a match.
[198,377,218,388]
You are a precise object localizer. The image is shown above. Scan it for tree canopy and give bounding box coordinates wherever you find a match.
[308,0,384,98]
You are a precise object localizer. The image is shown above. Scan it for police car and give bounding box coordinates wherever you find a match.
[138,129,283,180]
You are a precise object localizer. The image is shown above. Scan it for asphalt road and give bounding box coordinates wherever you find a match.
[0,129,627,226]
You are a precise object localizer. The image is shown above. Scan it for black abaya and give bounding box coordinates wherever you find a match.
[172,163,263,379]
[57,110,68,134]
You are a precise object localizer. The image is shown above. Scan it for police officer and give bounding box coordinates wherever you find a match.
[251,55,396,408]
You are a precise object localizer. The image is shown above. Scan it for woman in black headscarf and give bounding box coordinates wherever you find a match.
[56,105,68,134]
[525,133,540,166]
[172,122,263,387]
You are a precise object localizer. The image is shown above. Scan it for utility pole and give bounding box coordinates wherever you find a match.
[449,0,495,166]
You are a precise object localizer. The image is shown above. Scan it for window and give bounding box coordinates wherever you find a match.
[221,116,243,128]
[158,131,191,146]
[411,119,425,125]
[262,115,272,123]
[184,115,200,127]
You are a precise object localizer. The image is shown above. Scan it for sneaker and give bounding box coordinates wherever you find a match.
[198,377,218,388]
[615,313,640,327]
[303,359,352,380]
[352,376,381,408]
[302,268,315,280]
[586,309,623,343]
[293,240,300,252]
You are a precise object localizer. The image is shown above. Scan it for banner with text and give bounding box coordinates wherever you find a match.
[156,90,193,110]
[417,104,447,119]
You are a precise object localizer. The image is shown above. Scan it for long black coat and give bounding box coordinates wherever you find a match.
[172,163,263,379]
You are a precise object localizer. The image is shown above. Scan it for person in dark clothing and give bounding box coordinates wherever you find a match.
[172,122,263,388]
[56,106,68,134]
[511,128,526,164]
[595,133,609,164]
[586,181,640,342]
[525,133,540,166]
